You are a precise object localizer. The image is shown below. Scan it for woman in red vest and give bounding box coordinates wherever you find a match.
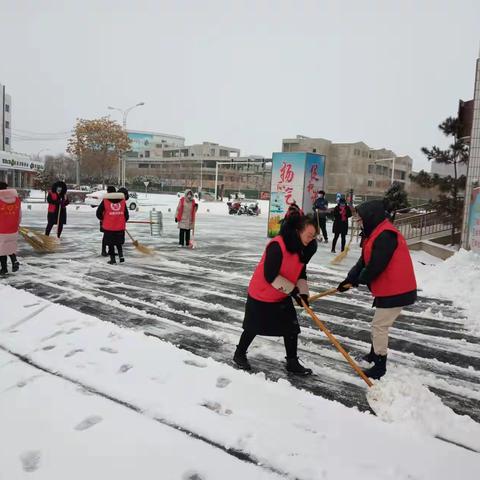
[233,212,318,375]
[45,181,69,238]
[337,200,417,379]
[96,191,129,264]
[175,189,197,247]
[331,197,352,253]
[0,182,21,276]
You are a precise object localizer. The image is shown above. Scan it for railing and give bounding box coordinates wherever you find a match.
[394,210,453,242]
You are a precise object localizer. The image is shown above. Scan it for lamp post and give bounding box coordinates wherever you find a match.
[107,102,145,186]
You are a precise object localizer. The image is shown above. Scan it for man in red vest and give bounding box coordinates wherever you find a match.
[337,200,417,379]
[0,182,21,275]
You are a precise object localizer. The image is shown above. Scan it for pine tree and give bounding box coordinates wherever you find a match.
[384,181,409,218]
[410,116,469,244]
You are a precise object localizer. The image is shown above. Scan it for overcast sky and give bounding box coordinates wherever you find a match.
[1,0,479,170]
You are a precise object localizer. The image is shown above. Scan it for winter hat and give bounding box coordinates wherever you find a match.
[0,181,8,190]
[106,185,116,193]
[118,187,129,200]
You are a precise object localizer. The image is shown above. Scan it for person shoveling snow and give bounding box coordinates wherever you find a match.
[336,199,417,380]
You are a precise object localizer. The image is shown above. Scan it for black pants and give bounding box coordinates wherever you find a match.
[0,254,17,271]
[179,229,190,246]
[236,330,298,358]
[332,233,346,252]
[108,244,123,260]
[318,217,328,241]
[101,237,107,255]
[45,222,63,238]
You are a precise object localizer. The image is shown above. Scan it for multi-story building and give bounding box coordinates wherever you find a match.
[282,136,413,198]
[462,52,480,250]
[126,129,185,160]
[1,83,12,152]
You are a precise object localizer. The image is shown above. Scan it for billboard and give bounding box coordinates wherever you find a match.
[267,152,325,237]
[468,187,480,252]
[128,132,154,153]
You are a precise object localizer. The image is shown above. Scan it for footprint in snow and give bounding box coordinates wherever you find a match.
[41,330,64,342]
[100,347,118,354]
[182,471,205,480]
[65,349,83,358]
[216,376,231,388]
[20,450,41,472]
[118,364,133,373]
[42,345,56,351]
[66,327,82,335]
[183,359,207,368]
[16,375,42,388]
[201,401,233,416]
[74,415,103,431]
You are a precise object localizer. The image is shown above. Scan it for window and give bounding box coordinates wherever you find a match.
[5,121,10,129]
[400,171,406,180]
[5,137,9,145]
[145,151,150,158]
[368,164,374,174]
[368,180,374,187]
[312,148,317,153]
[139,163,149,168]
[5,104,9,112]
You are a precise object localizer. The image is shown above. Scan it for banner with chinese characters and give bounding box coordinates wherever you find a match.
[267,152,325,237]
[468,187,480,252]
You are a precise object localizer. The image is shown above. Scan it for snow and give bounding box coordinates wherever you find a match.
[413,249,480,333]
[1,285,480,479]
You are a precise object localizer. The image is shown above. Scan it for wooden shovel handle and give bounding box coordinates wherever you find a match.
[125,229,134,241]
[308,284,352,303]
[301,298,373,387]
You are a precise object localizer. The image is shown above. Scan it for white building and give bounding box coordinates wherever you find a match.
[1,83,12,152]
[0,150,43,188]
[431,161,468,178]
[126,130,185,160]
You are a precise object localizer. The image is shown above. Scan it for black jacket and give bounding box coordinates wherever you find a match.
[47,181,69,225]
[347,200,416,308]
[332,204,352,235]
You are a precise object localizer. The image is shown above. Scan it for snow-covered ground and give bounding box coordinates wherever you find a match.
[1,192,480,478]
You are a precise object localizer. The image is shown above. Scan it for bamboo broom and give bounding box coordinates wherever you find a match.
[19,227,58,253]
[331,215,354,265]
[125,229,155,255]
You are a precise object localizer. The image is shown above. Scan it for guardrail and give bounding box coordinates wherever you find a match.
[394,210,453,241]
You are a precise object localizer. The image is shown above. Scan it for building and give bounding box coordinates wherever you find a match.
[126,129,185,160]
[461,52,480,249]
[125,138,270,196]
[1,83,12,152]
[282,136,413,198]
[0,150,43,188]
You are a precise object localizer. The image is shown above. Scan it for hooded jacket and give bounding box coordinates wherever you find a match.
[347,200,417,308]
[47,181,69,224]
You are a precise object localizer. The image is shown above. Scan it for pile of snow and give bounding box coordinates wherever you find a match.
[1,285,479,479]
[415,249,480,333]
[368,369,480,452]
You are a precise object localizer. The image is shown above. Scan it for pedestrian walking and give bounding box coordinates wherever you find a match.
[0,182,21,276]
[175,189,197,247]
[233,212,318,375]
[331,197,352,253]
[96,191,129,264]
[337,200,417,379]
[45,181,69,238]
[313,190,329,242]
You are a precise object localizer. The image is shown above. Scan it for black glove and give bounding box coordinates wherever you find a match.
[290,288,309,307]
[337,279,353,292]
[174,218,178,223]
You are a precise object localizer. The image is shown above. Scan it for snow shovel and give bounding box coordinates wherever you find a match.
[125,229,155,255]
[308,284,352,303]
[300,298,373,387]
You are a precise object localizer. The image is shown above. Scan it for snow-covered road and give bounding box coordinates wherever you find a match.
[5,194,480,425]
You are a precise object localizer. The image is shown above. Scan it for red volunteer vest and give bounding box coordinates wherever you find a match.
[102,199,126,231]
[248,235,304,303]
[0,197,21,234]
[176,197,197,222]
[363,219,417,297]
[48,192,59,213]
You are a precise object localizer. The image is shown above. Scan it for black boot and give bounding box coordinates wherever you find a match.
[101,250,108,257]
[286,357,312,376]
[363,355,387,380]
[0,258,7,276]
[0,268,7,276]
[119,256,125,263]
[362,344,375,363]
[107,256,116,265]
[233,348,251,371]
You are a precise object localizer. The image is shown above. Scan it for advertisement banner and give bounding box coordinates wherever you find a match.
[128,132,154,153]
[268,152,306,237]
[303,153,326,213]
[468,187,480,252]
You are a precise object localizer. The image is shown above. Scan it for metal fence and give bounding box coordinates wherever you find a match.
[394,210,453,241]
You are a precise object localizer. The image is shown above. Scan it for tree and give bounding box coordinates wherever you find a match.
[33,168,56,201]
[44,154,77,183]
[384,181,409,218]
[67,117,131,188]
[410,116,469,244]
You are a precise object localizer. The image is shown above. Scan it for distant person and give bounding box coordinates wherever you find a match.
[175,189,197,247]
[313,190,329,242]
[99,186,116,256]
[0,181,21,276]
[331,197,352,253]
[233,213,318,375]
[96,190,129,264]
[337,200,417,379]
[45,181,69,238]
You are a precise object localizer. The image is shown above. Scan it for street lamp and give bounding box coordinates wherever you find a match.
[107,102,145,186]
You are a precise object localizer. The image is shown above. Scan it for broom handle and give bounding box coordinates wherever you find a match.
[301,299,373,387]
[56,197,62,232]
[125,229,135,241]
[308,284,352,303]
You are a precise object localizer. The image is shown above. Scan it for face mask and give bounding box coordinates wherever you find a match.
[56,188,62,194]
